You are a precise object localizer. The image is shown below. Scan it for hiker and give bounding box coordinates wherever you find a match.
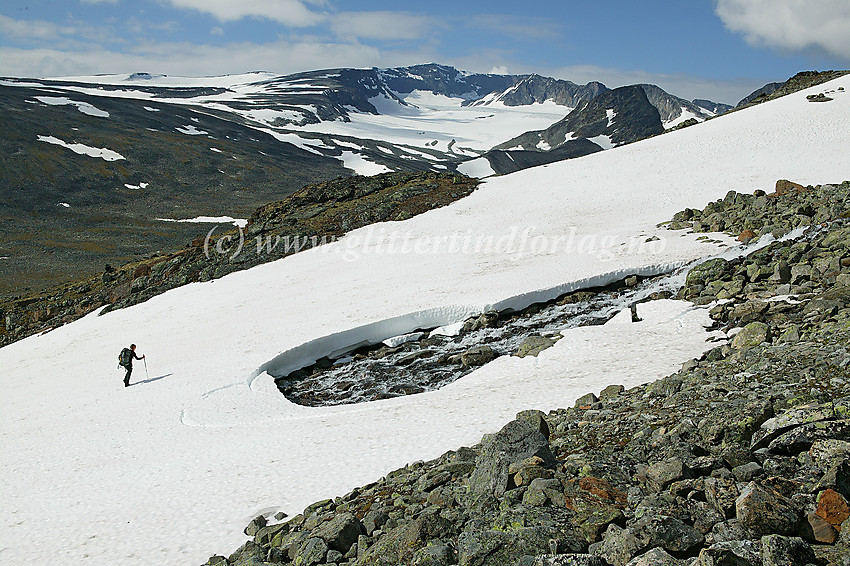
[118,344,145,387]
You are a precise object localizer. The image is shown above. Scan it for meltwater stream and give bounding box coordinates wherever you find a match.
[274,268,690,407]
[271,225,806,408]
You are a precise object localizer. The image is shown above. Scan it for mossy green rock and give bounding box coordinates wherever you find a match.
[686,258,731,287]
[731,322,769,349]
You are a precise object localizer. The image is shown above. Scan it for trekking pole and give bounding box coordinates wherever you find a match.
[144,357,149,379]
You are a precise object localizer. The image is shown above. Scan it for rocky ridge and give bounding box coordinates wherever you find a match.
[208,180,850,566]
[496,85,665,153]
[0,171,477,348]
[735,71,850,110]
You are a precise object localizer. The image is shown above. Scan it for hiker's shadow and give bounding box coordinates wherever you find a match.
[131,373,173,386]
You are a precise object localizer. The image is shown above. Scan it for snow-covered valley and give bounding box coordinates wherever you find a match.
[1,76,849,566]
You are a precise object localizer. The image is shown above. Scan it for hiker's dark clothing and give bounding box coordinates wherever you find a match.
[120,349,143,387]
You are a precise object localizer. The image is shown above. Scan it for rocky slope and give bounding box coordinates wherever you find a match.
[0,171,478,348]
[735,71,850,109]
[207,180,850,566]
[0,80,348,296]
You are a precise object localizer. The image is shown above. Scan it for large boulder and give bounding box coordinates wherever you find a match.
[686,258,731,288]
[457,526,555,566]
[625,548,684,566]
[759,535,815,566]
[468,418,555,505]
[692,540,761,566]
[515,335,559,358]
[631,514,704,555]
[735,482,800,537]
[311,512,362,554]
[731,322,770,350]
[356,513,454,566]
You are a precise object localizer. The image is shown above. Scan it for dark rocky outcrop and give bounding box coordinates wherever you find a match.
[0,171,478,348]
[735,70,849,109]
[497,86,665,153]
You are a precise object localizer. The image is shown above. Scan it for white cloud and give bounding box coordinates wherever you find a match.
[0,39,433,79]
[160,0,325,27]
[489,65,509,75]
[716,0,850,60]
[329,11,438,41]
[469,14,560,40]
[0,14,76,40]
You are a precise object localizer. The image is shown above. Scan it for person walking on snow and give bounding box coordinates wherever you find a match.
[119,344,144,387]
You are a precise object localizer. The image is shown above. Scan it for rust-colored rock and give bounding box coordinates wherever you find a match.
[737,229,757,242]
[808,511,839,543]
[563,476,627,511]
[775,179,807,196]
[816,488,850,528]
[133,264,152,279]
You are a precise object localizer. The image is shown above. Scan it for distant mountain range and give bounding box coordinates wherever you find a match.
[0,63,818,295]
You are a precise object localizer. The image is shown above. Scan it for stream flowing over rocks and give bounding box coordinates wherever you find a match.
[207,180,850,566]
[274,273,682,407]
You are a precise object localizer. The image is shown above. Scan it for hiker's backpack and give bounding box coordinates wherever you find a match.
[119,348,133,367]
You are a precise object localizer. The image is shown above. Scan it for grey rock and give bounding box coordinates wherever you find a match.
[461,345,496,367]
[759,535,814,566]
[411,542,454,566]
[522,478,565,507]
[705,477,740,519]
[228,541,267,566]
[767,419,850,455]
[731,322,770,349]
[311,512,362,554]
[456,526,554,566]
[595,524,647,566]
[326,548,344,563]
[516,409,551,439]
[362,509,389,536]
[625,547,684,566]
[535,555,608,566]
[295,537,328,566]
[687,258,731,288]
[815,459,850,497]
[631,514,704,554]
[692,540,761,566]
[735,482,800,537]
[469,418,554,504]
[732,462,762,483]
[646,458,692,492]
[708,520,748,544]
[515,335,559,358]
[809,439,850,467]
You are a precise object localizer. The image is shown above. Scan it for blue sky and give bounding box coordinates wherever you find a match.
[1,0,848,103]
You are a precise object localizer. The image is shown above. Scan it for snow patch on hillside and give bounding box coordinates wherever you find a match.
[35,96,110,117]
[457,157,495,178]
[36,135,125,161]
[158,216,247,228]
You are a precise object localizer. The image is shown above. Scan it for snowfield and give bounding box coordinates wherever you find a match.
[1,78,849,565]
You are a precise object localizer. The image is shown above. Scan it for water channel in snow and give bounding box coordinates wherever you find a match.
[273,269,687,406]
[270,228,805,408]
